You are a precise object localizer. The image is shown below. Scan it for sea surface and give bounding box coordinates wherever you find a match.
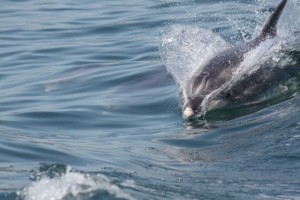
[0,0,300,199]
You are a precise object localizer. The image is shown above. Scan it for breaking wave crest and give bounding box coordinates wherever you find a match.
[18,163,134,200]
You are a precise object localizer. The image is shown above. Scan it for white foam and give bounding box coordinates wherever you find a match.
[18,167,134,200]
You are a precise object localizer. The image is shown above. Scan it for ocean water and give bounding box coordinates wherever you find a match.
[0,0,300,199]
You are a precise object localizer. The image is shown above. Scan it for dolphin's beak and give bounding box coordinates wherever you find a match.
[183,106,194,119]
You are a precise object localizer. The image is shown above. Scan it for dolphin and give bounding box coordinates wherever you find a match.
[183,0,288,119]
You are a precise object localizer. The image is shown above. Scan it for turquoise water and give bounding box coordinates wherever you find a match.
[1,0,300,199]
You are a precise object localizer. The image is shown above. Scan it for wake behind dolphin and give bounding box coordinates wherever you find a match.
[180,0,289,119]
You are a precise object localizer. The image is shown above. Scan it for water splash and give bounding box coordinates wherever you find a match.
[18,164,134,200]
[160,24,230,90]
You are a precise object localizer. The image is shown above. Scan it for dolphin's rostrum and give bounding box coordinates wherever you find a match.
[183,0,288,119]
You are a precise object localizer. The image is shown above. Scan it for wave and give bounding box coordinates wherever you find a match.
[17,163,134,200]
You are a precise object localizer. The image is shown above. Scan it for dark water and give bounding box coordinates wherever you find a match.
[1,0,300,199]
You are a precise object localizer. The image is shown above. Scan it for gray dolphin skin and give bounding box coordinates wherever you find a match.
[183,0,288,119]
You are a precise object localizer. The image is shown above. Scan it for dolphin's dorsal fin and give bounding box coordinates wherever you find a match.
[259,0,288,40]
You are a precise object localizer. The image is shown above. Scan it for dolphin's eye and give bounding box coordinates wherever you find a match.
[225,92,232,98]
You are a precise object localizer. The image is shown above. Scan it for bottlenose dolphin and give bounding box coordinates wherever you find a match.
[183,0,288,119]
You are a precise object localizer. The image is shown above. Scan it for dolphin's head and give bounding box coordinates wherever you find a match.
[182,71,230,119]
[182,72,207,119]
